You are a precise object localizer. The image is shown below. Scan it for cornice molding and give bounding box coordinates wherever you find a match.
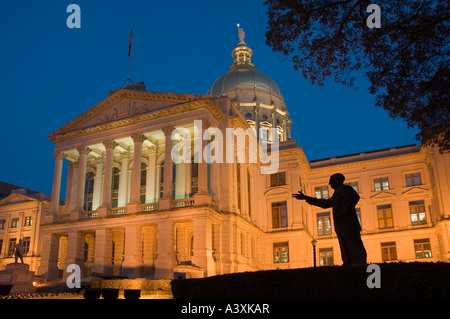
[48,91,225,144]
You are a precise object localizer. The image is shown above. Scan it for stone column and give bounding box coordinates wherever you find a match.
[130,134,144,203]
[146,146,157,203]
[98,139,115,217]
[160,126,174,209]
[118,151,129,207]
[72,147,89,220]
[37,233,60,281]
[63,231,86,282]
[192,217,215,277]
[64,161,75,213]
[121,225,143,278]
[92,228,113,275]
[50,151,64,213]
[154,221,176,279]
[194,120,212,205]
[92,157,104,211]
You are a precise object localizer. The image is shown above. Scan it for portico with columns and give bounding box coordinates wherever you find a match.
[38,86,270,280]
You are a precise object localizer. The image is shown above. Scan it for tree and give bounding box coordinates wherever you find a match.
[265,0,450,151]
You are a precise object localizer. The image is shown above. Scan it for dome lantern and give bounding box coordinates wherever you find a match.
[207,25,292,141]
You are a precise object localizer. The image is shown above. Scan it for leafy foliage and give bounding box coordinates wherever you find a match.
[264,0,450,151]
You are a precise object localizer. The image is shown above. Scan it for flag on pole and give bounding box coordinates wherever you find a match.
[128,24,134,57]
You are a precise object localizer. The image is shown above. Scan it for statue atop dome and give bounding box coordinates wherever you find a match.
[237,24,246,44]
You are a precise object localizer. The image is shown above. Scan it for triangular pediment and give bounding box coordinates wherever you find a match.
[370,190,396,200]
[0,193,38,206]
[402,186,429,196]
[48,86,211,143]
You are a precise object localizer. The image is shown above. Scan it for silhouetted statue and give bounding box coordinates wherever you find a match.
[14,239,24,264]
[293,173,367,266]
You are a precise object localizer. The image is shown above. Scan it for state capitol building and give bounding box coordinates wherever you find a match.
[1,30,449,282]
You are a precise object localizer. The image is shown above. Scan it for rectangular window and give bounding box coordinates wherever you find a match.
[240,233,247,257]
[272,202,287,228]
[7,238,16,257]
[347,182,359,193]
[273,242,289,263]
[377,204,394,229]
[374,177,389,191]
[414,239,432,259]
[315,186,329,199]
[381,242,397,261]
[405,173,422,187]
[409,200,427,226]
[356,208,361,226]
[319,248,334,266]
[23,237,31,255]
[270,172,286,187]
[0,220,5,229]
[24,216,32,227]
[10,218,19,228]
[317,212,331,236]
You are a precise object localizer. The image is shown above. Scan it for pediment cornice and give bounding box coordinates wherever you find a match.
[0,193,39,207]
[48,89,224,143]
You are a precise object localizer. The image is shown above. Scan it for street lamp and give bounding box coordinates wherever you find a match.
[311,239,317,267]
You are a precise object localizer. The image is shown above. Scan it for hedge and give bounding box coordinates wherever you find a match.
[171,262,450,299]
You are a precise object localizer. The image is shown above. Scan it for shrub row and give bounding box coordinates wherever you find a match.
[171,262,450,299]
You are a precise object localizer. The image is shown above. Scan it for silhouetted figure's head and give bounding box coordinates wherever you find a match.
[329,173,345,189]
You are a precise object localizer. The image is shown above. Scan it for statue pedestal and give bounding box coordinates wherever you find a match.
[0,263,36,294]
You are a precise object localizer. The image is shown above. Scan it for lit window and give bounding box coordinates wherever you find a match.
[356,208,361,226]
[11,218,19,228]
[347,182,359,193]
[374,177,389,191]
[405,173,421,187]
[24,216,32,227]
[7,238,16,257]
[414,239,432,258]
[315,186,329,199]
[409,200,427,226]
[273,242,289,263]
[319,248,333,266]
[317,212,331,236]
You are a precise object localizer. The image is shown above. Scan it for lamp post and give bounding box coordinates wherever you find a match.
[311,239,317,267]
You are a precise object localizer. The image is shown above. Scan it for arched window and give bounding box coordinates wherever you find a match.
[247,169,252,217]
[159,160,178,199]
[84,172,95,211]
[237,163,242,212]
[140,162,147,203]
[111,167,120,207]
[189,235,194,258]
[159,161,164,199]
[191,162,198,197]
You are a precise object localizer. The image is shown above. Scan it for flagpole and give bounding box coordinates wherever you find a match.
[127,24,134,86]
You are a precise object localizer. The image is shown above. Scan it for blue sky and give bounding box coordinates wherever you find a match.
[0,0,418,196]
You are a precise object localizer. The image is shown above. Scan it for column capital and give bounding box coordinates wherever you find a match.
[52,151,66,160]
[76,146,91,155]
[131,133,145,143]
[120,151,130,159]
[161,126,174,136]
[103,139,117,150]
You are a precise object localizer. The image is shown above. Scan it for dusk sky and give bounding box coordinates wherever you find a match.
[0,1,418,197]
